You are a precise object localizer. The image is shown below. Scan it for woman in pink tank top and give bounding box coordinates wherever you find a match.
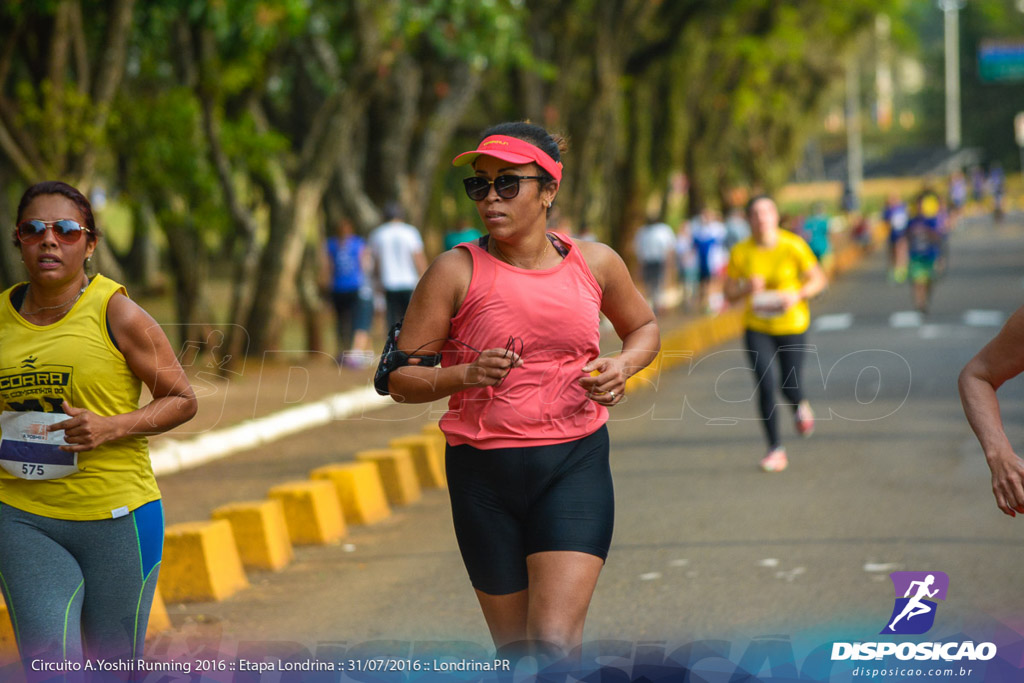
[383,122,659,662]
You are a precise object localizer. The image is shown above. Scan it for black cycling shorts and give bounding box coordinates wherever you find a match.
[445,425,614,595]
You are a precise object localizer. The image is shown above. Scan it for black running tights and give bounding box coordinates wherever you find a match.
[743,328,811,450]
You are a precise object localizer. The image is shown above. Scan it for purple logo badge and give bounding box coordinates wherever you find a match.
[880,571,949,635]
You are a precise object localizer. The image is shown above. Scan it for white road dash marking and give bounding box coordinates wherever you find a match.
[775,567,806,581]
[963,310,1005,327]
[890,311,922,328]
[814,314,854,332]
[919,324,948,339]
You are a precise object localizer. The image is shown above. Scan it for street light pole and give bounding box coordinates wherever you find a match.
[846,51,863,208]
[939,0,965,151]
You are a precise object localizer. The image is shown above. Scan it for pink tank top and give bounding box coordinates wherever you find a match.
[440,232,608,449]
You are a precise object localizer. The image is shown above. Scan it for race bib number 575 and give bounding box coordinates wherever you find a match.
[0,411,78,480]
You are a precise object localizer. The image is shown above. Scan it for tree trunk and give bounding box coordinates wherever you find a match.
[296,241,324,355]
[195,88,262,366]
[376,54,420,210]
[123,201,160,291]
[246,181,326,353]
[161,215,212,350]
[409,62,482,228]
[71,0,136,184]
[0,165,23,289]
[335,144,381,234]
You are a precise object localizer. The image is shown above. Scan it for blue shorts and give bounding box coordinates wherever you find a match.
[445,426,613,595]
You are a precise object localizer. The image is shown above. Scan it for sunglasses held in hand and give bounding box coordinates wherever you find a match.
[463,175,546,202]
[16,219,92,245]
[496,335,525,387]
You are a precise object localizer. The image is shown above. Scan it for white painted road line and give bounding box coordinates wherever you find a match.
[813,313,854,332]
[149,385,392,476]
[919,324,949,340]
[963,309,1005,327]
[889,311,923,328]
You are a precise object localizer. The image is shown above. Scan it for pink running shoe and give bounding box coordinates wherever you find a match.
[795,401,815,437]
[760,448,788,473]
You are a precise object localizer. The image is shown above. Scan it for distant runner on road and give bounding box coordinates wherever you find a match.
[724,194,827,473]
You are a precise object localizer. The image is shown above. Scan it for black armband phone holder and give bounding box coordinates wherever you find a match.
[373,320,442,396]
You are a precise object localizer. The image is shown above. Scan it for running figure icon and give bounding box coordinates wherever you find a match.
[882,571,949,635]
[888,574,939,631]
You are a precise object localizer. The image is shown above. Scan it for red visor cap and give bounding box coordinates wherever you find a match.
[452,135,562,184]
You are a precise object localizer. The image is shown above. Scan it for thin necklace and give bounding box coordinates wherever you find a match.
[22,281,88,316]
[491,239,551,270]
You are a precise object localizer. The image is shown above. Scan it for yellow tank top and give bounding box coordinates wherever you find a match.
[0,275,159,520]
[726,230,820,336]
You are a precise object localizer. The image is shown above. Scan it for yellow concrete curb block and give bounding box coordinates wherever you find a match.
[268,480,347,545]
[389,435,446,489]
[159,520,249,603]
[626,309,745,394]
[0,595,16,659]
[833,243,863,273]
[212,499,295,571]
[624,353,663,393]
[356,448,422,506]
[147,586,170,638]
[311,462,391,525]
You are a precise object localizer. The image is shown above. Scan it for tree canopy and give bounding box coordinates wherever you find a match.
[0,0,915,355]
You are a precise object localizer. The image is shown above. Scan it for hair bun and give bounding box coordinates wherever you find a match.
[551,133,569,157]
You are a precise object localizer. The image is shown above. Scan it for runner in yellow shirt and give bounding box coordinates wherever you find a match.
[724,195,827,472]
[0,181,196,671]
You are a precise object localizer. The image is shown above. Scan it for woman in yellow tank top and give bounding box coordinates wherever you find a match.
[0,181,197,671]
[724,195,827,473]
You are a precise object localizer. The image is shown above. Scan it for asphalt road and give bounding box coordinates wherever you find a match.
[153,212,1024,679]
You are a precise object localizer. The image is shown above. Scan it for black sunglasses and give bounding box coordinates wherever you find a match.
[463,175,546,202]
[15,219,91,245]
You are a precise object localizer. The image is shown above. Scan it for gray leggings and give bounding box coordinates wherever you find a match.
[0,500,163,671]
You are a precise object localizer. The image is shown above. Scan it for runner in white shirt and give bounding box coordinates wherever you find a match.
[633,217,676,314]
[369,202,428,329]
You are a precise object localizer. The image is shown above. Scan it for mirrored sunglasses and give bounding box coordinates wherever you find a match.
[15,219,91,245]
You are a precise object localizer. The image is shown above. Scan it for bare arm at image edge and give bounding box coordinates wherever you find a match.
[959,304,1024,517]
